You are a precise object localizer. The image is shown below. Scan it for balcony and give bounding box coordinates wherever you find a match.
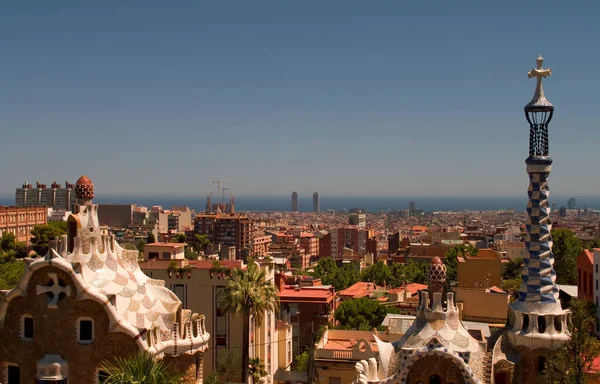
[314,340,378,362]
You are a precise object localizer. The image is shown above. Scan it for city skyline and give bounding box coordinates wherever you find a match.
[1,2,600,198]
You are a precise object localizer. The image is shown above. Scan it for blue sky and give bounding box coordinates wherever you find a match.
[1,1,599,198]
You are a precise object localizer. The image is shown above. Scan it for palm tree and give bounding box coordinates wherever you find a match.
[249,357,267,384]
[100,351,181,384]
[219,261,279,383]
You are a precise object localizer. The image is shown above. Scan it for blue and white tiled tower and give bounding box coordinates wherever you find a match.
[507,56,569,349]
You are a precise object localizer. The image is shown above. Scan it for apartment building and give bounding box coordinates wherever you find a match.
[15,181,75,211]
[194,214,251,259]
[0,206,47,242]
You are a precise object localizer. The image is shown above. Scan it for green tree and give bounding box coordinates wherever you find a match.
[100,351,181,384]
[334,297,399,330]
[444,244,478,284]
[552,228,582,285]
[361,261,393,286]
[502,277,521,302]
[546,299,600,383]
[184,248,197,260]
[193,234,210,253]
[249,357,268,384]
[48,220,68,233]
[136,240,146,254]
[294,351,309,372]
[218,262,278,383]
[122,243,138,251]
[403,260,428,284]
[147,233,156,244]
[502,257,524,280]
[30,224,67,256]
[169,233,187,243]
[310,257,360,291]
[312,257,337,282]
[0,232,16,251]
[585,238,600,251]
[0,260,26,290]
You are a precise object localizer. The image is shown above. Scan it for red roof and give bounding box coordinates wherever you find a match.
[489,286,505,294]
[405,283,428,296]
[339,282,377,299]
[278,286,334,302]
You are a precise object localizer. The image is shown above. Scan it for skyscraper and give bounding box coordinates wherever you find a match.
[313,192,320,213]
[567,197,576,209]
[291,192,298,212]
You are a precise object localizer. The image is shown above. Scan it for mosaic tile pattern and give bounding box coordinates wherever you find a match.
[518,162,560,305]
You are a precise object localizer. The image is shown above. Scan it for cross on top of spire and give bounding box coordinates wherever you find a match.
[526,55,554,110]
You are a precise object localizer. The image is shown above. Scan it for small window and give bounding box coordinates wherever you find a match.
[78,319,94,343]
[22,316,34,340]
[7,364,20,384]
[538,356,546,375]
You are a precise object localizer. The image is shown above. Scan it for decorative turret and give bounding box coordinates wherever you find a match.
[507,55,569,350]
[75,175,94,204]
[428,256,446,297]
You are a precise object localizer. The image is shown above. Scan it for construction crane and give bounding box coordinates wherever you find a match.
[212,179,231,205]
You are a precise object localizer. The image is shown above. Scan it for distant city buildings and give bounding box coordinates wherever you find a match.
[0,206,47,242]
[567,197,577,209]
[15,181,75,211]
[313,192,320,213]
[291,192,298,212]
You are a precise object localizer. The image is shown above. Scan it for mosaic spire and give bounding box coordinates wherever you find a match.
[516,55,560,312]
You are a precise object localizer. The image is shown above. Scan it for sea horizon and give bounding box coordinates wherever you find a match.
[1,195,597,213]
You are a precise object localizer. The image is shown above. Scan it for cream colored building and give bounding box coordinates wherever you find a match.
[139,258,294,383]
[495,240,527,260]
[143,242,185,260]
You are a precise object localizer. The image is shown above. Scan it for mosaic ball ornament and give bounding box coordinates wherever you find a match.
[75,174,94,199]
[428,257,447,283]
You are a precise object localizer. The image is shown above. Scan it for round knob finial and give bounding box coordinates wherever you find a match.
[428,257,447,294]
[75,175,94,199]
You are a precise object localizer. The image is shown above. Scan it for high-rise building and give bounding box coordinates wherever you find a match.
[408,201,415,212]
[15,181,75,211]
[567,197,576,209]
[291,192,298,212]
[348,213,366,229]
[194,214,251,259]
[313,192,320,212]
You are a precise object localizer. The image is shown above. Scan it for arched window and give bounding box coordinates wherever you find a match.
[522,314,530,332]
[538,316,546,333]
[429,374,442,384]
[554,316,562,332]
[538,356,546,375]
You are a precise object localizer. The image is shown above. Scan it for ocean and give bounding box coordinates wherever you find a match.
[2,195,596,213]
